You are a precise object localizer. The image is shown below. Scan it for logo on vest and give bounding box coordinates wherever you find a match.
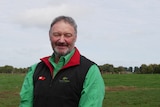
[38,76,46,80]
[59,77,70,83]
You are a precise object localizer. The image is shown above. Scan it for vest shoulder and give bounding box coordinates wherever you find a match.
[80,55,96,65]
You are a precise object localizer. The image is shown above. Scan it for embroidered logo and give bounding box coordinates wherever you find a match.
[38,76,46,80]
[59,77,70,83]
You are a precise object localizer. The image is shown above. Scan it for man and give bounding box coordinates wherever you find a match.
[19,16,105,107]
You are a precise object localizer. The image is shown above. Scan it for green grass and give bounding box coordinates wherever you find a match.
[0,74,160,107]
[0,74,25,107]
[103,74,160,107]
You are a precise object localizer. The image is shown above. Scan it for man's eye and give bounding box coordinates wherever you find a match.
[64,33,72,37]
[53,33,61,36]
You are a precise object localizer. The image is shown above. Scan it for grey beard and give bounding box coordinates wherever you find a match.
[54,50,70,58]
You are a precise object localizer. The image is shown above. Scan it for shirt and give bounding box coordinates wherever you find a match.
[19,49,105,107]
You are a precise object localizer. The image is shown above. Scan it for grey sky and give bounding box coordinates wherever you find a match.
[0,0,160,68]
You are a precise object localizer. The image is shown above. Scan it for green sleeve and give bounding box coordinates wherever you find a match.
[19,64,37,107]
[78,64,105,107]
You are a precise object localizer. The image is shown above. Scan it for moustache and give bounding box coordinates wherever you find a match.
[56,42,68,46]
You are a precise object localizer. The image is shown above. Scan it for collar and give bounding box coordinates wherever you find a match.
[40,47,80,73]
[49,48,75,67]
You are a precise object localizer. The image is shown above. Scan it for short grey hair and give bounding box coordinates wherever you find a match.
[50,16,77,35]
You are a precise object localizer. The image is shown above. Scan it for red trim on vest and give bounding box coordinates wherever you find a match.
[62,48,80,69]
[40,47,80,74]
[40,56,53,75]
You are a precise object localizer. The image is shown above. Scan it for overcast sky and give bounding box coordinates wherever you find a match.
[0,0,160,68]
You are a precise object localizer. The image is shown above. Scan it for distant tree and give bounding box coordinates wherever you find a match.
[0,65,14,73]
[147,64,154,74]
[114,68,118,73]
[134,66,140,73]
[128,67,133,72]
[0,65,28,73]
[151,64,160,74]
[140,64,148,74]
[99,64,114,73]
[117,66,126,73]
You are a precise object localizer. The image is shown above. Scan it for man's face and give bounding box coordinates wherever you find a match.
[49,20,77,57]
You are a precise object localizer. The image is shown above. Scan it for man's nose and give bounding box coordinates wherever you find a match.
[59,35,65,42]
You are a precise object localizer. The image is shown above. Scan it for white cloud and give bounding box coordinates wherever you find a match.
[13,3,94,28]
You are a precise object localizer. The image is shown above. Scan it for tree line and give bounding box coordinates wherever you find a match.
[99,64,160,74]
[0,64,160,74]
[0,65,28,73]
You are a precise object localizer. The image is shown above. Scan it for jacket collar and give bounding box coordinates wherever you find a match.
[40,47,80,73]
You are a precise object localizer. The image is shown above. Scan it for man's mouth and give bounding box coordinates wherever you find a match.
[56,45,67,49]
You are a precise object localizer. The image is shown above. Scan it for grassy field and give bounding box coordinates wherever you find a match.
[0,74,25,107]
[0,74,160,107]
[103,74,160,107]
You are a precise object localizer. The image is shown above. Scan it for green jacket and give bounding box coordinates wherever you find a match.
[19,48,105,107]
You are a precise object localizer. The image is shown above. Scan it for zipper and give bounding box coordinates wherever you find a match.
[49,79,53,87]
[49,69,64,87]
[49,71,54,87]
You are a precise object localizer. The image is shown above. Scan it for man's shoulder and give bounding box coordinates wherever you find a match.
[80,55,96,65]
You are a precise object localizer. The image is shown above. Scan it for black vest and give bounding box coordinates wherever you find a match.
[33,56,94,107]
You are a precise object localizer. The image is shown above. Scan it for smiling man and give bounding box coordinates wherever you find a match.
[19,16,105,107]
[49,18,77,62]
